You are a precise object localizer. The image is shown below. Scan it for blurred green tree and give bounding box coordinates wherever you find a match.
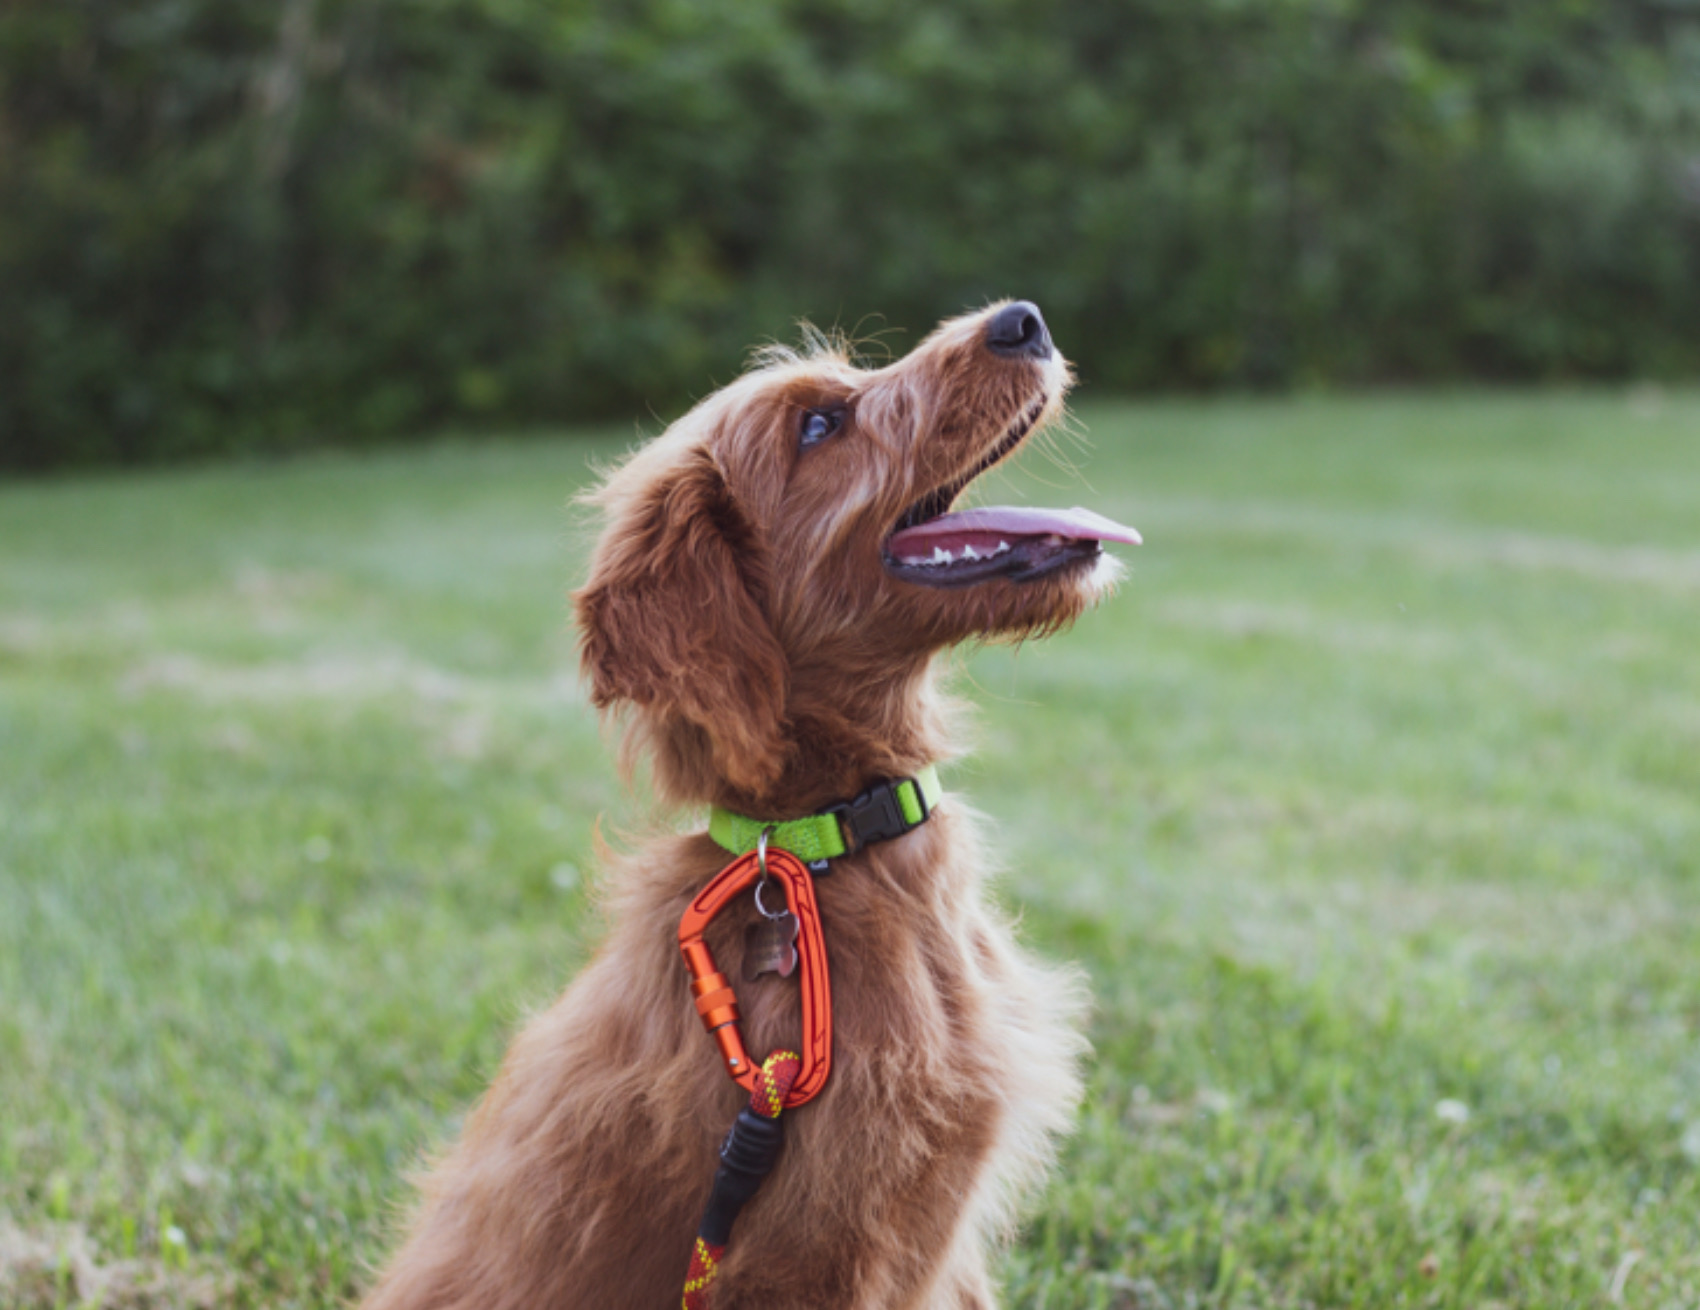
[3,0,1697,468]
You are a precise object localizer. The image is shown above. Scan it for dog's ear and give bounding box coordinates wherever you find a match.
[574,448,789,795]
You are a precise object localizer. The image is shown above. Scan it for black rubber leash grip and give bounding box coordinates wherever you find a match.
[697,1107,786,1246]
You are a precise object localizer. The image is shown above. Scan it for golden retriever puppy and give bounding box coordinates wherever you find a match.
[360,301,1139,1309]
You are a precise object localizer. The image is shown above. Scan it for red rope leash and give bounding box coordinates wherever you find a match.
[682,1050,800,1310]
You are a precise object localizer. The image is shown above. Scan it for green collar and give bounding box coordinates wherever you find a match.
[708,766,942,865]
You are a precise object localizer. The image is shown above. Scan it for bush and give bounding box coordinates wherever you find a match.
[3,0,1698,469]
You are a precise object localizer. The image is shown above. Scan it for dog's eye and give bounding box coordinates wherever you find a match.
[799,407,844,448]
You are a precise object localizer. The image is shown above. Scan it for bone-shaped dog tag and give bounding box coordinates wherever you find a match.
[743,912,799,981]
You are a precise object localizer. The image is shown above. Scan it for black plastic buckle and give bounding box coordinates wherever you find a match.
[828,776,928,855]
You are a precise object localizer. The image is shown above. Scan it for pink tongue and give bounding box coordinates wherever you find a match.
[888,506,1142,557]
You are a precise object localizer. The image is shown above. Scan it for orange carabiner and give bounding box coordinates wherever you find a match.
[678,847,832,1108]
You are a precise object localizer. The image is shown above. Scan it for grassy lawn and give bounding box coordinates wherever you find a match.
[3,390,1698,1309]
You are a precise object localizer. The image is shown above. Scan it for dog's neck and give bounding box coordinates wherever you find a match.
[641,651,956,818]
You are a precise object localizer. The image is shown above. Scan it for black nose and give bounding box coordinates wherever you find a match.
[985,301,1052,360]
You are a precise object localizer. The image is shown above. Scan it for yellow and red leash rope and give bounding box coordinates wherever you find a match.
[682,1050,800,1310]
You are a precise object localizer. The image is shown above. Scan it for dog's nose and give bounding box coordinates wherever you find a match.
[985,301,1052,360]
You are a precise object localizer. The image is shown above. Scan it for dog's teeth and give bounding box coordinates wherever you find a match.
[962,545,979,560]
[994,540,1011,555]
[932,546,953,565]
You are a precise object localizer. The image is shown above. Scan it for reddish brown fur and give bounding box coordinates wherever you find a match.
[359,305,1121,1309]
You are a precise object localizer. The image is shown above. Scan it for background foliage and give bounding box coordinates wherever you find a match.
[4,0,1700,469]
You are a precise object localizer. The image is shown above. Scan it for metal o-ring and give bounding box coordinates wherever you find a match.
[754,826,784,919]
[754,876,785,920]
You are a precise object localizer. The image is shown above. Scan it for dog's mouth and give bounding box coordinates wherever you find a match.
[883,395,1141,588]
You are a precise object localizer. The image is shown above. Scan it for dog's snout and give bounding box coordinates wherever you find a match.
[985,301,1052,361]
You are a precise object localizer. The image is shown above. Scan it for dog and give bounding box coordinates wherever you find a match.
[359,301,1140,1309]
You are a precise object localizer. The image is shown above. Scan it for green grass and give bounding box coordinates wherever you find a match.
[3,390,1698,1309]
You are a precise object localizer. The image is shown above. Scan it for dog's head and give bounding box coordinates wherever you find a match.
[575,301,1139,806]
